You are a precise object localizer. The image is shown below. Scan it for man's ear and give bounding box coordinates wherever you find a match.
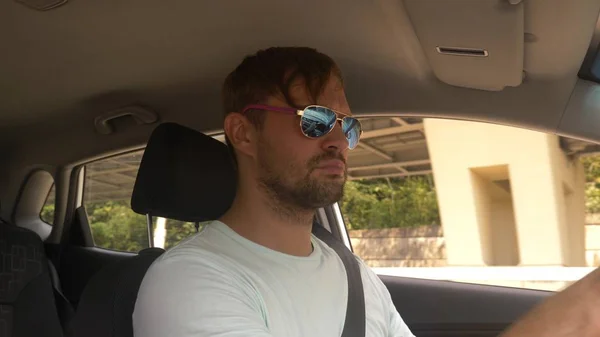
[224,112,258,158]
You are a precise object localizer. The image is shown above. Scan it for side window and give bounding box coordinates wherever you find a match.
[83,150,199,252]
[40,183,55,224]
[341,117,600,291]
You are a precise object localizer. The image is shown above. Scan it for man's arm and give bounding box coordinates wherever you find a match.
[500,267,600,337]
[357,259,415,337]
[133,256,272,337]
[387,305,416,337]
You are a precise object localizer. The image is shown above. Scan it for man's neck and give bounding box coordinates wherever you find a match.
[218,185,315,257]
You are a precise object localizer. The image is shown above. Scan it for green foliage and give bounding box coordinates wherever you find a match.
[582,156,600,184]
[585,184,600,214]
[84,200,203,252]
[76,176,443,250]
[42,154,600,252]
[583,156,600,213]
[164,220,201,250]
[40,204,55,224]
[86,200,149,252]
[80,175,442,251]
[340,175,440,230]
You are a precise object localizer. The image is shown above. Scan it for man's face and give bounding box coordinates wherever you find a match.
[255,74,351,210]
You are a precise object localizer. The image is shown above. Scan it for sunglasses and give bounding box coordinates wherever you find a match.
[241,104,363,149]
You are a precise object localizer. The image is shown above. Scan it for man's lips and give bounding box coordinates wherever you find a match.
[315,159,346,175]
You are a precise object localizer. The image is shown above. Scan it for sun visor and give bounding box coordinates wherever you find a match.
[405,0,524,91]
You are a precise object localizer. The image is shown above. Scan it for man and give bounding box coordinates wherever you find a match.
[133,47,600,337]
[133,47,413,336]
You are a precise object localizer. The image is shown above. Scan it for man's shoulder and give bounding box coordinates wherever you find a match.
[146,223,241,277]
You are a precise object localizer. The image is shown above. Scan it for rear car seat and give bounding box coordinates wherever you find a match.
[0,221,65,337]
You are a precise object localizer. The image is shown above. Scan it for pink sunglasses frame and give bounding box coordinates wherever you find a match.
[240,104,362,149]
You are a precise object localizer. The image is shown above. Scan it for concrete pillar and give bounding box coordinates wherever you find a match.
[424,119,585,267]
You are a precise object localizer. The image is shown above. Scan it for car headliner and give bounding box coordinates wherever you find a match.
[2,0,600,166]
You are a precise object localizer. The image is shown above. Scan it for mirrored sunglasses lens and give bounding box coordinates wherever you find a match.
[301,107,336,138]
[342,118,362,149]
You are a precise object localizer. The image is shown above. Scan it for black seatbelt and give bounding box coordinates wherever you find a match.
[48,260,75,334]
[312,222,366,337]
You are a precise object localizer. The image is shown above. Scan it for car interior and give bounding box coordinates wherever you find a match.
[4,0,600,336]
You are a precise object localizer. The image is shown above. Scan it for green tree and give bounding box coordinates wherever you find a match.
[340,175,440,230]
[86,200,149,252]
[164,220,202,249]
[85,200,206,251]
[37,154,600,250]
[582,155,600,213]
[582,156,600,183]
[40,204,55,224]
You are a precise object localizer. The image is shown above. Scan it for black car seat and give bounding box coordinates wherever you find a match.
[68,247,164,337]
[0,220,65,337]
[70,123,236,337]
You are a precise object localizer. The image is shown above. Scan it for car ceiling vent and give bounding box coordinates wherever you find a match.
[16,0,67,11]
[436,46,488,57]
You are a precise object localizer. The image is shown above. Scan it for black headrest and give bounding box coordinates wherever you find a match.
[131,123,237,222]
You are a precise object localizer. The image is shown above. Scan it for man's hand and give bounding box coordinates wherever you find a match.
[500,267,600,337]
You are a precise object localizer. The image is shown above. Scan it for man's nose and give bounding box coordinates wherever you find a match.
[321,121,349,152]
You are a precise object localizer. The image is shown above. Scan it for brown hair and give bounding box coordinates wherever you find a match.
[222,47,343,162]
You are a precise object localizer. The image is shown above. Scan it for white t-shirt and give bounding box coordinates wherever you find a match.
[133,221,414,337]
